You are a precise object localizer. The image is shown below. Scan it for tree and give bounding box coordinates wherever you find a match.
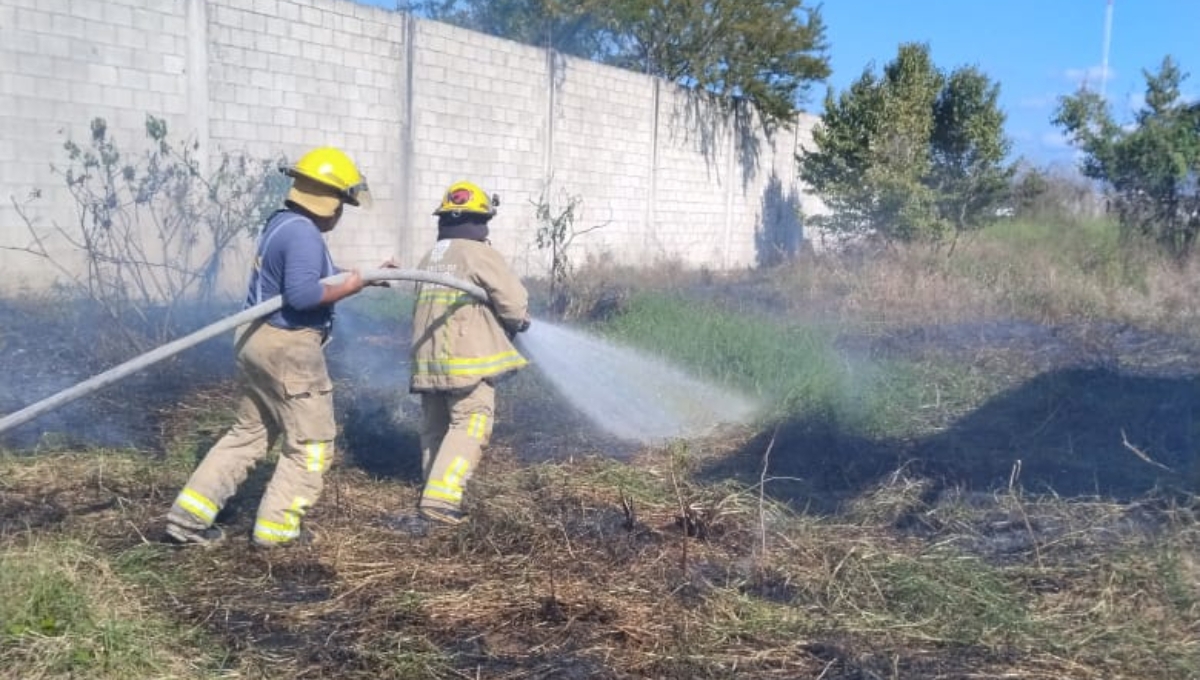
[931,67,1013,235]
[1053,57,1200,259]
[531,183,607,317]
[1008,163,1101,223]
[798,43,1013,245]
[411,0,830,127]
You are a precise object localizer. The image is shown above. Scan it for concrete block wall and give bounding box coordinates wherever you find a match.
[650,87,741,268]
[405,19,552,271]
[205,0,407,270]
[0,0,824,296]
[542,57,657,270]
[0,0,195,288]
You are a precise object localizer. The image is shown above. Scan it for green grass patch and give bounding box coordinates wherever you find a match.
[856,359,1004,439]
[592,291,1006,441]
[862,551,1035,645]
[978,217,1121,255]
[0,538,226,679]
[597,291,849,416]
[961,218,1150,308]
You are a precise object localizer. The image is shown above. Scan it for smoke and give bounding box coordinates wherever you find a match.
[0,298,237,450]
[1,292,762,457]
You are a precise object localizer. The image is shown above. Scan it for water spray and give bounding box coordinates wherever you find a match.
[1,269,761,447]
[0,269,486,436]
[515,322,760,445]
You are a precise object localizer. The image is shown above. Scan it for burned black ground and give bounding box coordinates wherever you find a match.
[1,287,1198,679]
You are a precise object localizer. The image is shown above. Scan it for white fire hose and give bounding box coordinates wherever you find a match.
[0,269,487,437]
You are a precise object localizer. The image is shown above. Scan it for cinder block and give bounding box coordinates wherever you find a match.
[275,0,299,22]
[161,12,185,36]
[288,22,312,46]
[162,54,185,74]
[16,52,55,79]
[299,6,322,27]
[133,90,163,115]
[233,121,258,141]
[250,69,275,91]
[282,90,305,110]
[106,86,133,109]
[115,66,149,91]
[257,33,280,55]
[13,6,46,32]
[49,13,87,40]
[244,11,269,35]
[130,8,163,33]
[105,3,132,27]
[253,0,280,17]
[226,102,251,122]
[153,72,183,95]
[85,63,120,87]
[243,48,268,71]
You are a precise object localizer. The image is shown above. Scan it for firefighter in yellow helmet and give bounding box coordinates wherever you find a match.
[390,180,532,534]
[165,147,379,548]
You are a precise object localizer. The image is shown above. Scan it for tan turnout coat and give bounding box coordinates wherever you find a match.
[410,238,529,392]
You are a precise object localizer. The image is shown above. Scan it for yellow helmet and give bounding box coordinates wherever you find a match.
[433,180,498,217]
[283,147,372,208]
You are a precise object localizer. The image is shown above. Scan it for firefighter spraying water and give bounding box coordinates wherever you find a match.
[0,162,762,547]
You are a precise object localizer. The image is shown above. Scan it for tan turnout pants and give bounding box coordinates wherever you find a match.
[166,322,336,546]
[418,380,495,516]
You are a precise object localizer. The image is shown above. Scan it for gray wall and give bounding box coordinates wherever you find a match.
[0,0,824,295]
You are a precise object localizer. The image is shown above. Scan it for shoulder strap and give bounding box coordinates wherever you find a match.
[250,212,308,305]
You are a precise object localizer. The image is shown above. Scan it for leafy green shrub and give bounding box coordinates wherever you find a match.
[9,115,287,354]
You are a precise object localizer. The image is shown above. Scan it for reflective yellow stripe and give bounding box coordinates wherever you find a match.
[418,290,470,305]
[467,413,489,440]
[304,440,329,473]
[424,483,463,503]
[253,520,299,543]
[178,488,218,523]
[424,457,470,504]
[253,497,308,543]
[413,351,528,377]
[446,457,468,482]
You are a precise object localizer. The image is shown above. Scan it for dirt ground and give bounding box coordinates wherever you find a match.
[3,290,1199,519]
[1,291,1198,678]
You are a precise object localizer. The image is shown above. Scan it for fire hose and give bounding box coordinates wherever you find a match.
[0,269,488,437]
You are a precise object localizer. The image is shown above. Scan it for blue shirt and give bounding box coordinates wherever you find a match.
[244,209,337,332]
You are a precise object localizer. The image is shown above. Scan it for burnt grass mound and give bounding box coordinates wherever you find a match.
[2,293,1199,678]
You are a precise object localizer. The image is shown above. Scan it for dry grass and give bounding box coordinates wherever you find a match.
[560,226,1200,338]
[1,443,1196,679]
[3,221,1200,678]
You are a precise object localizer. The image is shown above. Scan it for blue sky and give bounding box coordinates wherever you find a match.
[816,0,1200,167]
[356,0,1199,167]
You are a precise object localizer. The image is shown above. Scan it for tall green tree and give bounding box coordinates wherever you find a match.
[798,43,1012,244]
[931,67,1013,234]
[411,0,830,127]
[1053,57,1200,259]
